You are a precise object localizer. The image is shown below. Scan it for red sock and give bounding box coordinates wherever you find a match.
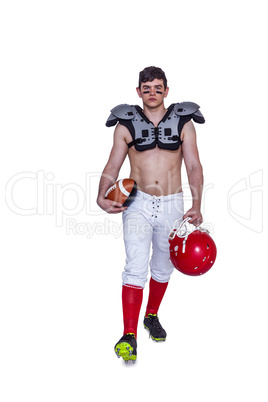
[145,278,168,317]
[122,284,143,337]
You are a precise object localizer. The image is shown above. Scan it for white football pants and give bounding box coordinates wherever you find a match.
[122,190,184,288]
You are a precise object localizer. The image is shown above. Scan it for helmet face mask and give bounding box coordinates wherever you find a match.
[169,218,217,276]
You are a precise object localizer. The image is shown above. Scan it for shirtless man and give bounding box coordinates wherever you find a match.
[97,66,205,363]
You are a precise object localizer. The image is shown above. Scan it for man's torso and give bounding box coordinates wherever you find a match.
[106,102,204,197]
[123,124,184,196]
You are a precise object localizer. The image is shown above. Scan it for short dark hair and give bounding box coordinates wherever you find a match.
[138,66,168,89]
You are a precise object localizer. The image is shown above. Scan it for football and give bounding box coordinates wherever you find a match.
[105,178,137,207]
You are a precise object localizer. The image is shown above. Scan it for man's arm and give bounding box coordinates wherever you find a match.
[97,124,129,213]
[181,120,204,226]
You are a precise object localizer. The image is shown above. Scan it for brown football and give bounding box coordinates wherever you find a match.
[105,178,137,207]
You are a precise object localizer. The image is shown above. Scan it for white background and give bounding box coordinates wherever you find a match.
[1,0,267,401]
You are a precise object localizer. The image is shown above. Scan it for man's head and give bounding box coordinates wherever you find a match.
[137,66,169,108]
[138,66,168,90]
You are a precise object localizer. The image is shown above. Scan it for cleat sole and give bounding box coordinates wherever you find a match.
[114,341,137,363]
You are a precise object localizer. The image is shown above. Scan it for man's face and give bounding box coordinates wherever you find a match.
[136,79,169,108]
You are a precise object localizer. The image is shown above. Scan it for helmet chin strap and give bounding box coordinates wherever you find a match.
[169,217,208,253]
[179,218,195,253]
[169,217,196,239]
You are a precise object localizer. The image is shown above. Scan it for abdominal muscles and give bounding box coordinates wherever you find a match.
[128,146,183,196]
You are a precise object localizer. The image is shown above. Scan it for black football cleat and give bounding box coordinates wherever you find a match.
[143,314,167,341]
[114,333,137,364]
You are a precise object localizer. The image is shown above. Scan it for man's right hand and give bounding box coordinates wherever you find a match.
[97,197,127,214]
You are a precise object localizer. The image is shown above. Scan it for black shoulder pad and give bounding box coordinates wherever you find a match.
[106,104,136,127]
[174,102,205,124]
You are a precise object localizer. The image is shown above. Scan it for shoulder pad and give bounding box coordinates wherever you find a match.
[174,102,205,124]
[174,102,200,116]
[110,104,136,120]
[106,104,136,127]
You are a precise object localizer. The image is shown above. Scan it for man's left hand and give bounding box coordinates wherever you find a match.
[183,208,203,227]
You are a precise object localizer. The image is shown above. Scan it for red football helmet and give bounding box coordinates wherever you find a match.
[169,218,217,276]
